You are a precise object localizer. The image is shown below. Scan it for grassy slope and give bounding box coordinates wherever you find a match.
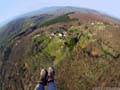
[0,12,120,90]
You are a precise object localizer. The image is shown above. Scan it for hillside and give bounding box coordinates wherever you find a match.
[0,6,120,90]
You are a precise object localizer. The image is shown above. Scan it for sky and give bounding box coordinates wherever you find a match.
[0,0,120,25]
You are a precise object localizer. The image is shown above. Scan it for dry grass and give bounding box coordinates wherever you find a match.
[56,45,120,90]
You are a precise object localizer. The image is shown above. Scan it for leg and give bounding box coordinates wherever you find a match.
[48,67,56,90]
[48,81,56,90]
[35,84,44,90]
[35,69,48,90]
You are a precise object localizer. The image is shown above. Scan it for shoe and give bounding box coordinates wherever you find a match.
[48,67,55,82]
[39,68,48,85]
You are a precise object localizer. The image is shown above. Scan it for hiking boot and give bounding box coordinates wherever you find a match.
[39,69,48,85]
[48,67,55,82]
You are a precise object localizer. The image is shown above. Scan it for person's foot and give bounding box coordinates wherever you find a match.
[39,68,48,85]
[48,67,55,82]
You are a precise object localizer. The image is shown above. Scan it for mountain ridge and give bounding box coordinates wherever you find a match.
[0,6,120,28]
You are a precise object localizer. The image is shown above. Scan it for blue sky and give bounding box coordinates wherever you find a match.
[0,0,120,25]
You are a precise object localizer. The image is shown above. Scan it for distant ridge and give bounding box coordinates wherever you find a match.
[0,6,120,28]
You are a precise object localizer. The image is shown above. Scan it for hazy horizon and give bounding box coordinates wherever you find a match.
[0,0,120,26]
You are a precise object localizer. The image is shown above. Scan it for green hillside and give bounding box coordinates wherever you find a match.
[0,7,120,90]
